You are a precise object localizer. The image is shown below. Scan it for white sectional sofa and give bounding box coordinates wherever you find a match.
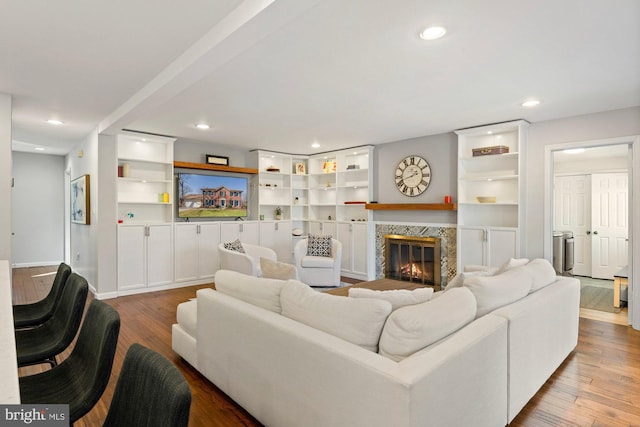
[172,260,580,426]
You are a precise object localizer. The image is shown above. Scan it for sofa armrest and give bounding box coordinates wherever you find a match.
[196,288,508,427]
[491,276,580,422]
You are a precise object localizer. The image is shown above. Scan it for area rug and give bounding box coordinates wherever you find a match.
[580,285,622,313]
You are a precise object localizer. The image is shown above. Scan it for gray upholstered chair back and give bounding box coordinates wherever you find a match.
[19,299,121,424]
[13,262,72,328]
[103,343,191,427]
[16,272,88,367]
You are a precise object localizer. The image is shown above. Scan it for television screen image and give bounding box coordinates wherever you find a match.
[177,173,248,218]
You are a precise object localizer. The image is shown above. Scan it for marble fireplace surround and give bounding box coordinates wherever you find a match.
[374,222,457,286]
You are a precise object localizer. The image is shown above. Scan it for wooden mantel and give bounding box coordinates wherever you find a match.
[365,203,457,211]
[174,161,258,174]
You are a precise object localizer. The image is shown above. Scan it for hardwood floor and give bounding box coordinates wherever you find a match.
[12,266,640,426]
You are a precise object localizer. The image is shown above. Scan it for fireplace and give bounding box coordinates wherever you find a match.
[384,235,441,288]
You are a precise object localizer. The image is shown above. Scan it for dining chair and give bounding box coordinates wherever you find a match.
[13,262,72,329]
[19,299,121,424]
[102,343,191,427]
[15,272,88,368]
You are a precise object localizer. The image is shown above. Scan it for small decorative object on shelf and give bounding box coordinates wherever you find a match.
[266,165,280,172]
[206,154,230,166]
[275,206,283,220]
[444,195,452,203]
[322,160,336,173]
[472,145,509,157]
[294,197,299,205]
[476,196,496,203]
[295,162,306,175]
[122,163,130,177]
[346,164,360,170]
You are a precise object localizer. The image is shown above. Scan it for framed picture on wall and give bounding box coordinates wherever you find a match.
[71,174,90,225]
[295,162,306,175]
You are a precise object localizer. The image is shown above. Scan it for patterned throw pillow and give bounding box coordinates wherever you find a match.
[306,234,332,257]
[223,238,245,253]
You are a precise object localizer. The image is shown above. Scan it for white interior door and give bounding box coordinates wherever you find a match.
[554,175,591,276]
[591,173,628,279]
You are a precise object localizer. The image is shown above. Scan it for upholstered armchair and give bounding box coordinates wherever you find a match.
[218,242,277,277]
[294,237,342,287]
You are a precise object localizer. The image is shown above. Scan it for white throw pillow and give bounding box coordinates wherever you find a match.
[444,268,497,291]
[495,257,529,275]
[214,270,288,313]
[348,287,434,311]
[281,281,392,352]
[464,266,533,318]
[524,258,558,292]
[378,287,477,362]
[260,257,298,280]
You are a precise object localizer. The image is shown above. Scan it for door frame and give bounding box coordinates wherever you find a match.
[544,135,640,329]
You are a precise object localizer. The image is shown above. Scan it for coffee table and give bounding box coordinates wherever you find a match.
[325,278,432,297]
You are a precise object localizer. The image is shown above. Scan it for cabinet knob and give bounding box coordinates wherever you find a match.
[586,231,591,235]
[593,230,598,235]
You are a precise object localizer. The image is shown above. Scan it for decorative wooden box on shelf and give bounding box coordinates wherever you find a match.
[173,161,258,174]
[364,203,457,211]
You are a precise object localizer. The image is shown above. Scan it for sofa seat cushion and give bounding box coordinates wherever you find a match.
[215,270,289,313]
[176,299,198,338]
[378,287,477,362]
[464,266,533,318]
[280,281,392,352]
[348,287,434,310]
[300,256,335,268]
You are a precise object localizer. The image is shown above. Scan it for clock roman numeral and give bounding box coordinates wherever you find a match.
[410,156,415,165]
[409,187,415,196]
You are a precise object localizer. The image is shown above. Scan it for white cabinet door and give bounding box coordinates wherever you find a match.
[147,224,173,287]
[351,222,368,276]
[198,223,220,279]
[337,222,352,271]
[487,228,518,268]
[458,227,486,270]
[118,225,146,290]
[259,221,292,263]
[337,222,368,278]
[220,221,259,245]
[174,223,199,282]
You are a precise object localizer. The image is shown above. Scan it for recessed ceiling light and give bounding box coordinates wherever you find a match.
[195,123,210,130]
[34,147,45,151]
[522,99,540,107]
[420,26,447,40]
[47,119,63,125]
[311,142,320,149]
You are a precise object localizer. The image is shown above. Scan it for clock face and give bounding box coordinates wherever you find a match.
[394,155,431,197]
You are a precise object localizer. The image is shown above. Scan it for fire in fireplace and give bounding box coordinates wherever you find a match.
[384,235,441,288]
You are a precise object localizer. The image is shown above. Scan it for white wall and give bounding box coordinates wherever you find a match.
[11,152,65,266]
[66,130,99,287]
[526,106,640,257]
[373,132,458,224]
[0,94,12,261]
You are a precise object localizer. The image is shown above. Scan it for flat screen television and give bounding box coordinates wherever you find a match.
[177,172,248,218]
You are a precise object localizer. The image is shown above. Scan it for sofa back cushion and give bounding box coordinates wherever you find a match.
[214,270,288,313]
[524,258,558,292]
[280,281,392,352]
[378,287,477,362]
[348,287,434,311]
[464,266,533,318]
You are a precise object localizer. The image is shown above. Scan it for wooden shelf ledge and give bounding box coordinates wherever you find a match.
[365,203,457,211]
[174,161,258,174]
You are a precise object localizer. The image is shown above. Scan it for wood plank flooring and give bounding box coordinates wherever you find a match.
[12,266,640,426]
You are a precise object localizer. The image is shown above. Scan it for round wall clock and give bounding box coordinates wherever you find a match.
[394,155,431,197]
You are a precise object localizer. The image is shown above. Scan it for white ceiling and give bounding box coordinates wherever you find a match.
[4,0,640,156]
